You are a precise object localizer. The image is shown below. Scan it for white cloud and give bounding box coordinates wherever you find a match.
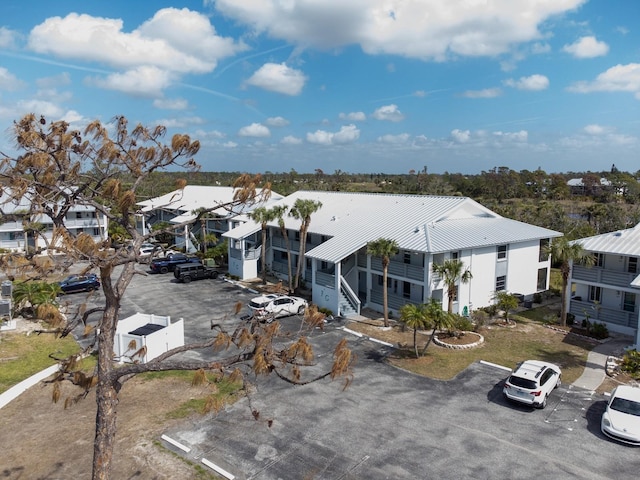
[371,104,404,122]
[461,88,501,98]
[0,27,18,49]
[265,116,290,127]
[28,10,246,73]
[306,125,360,145]
[451,129,471,143]
[563,36,609,58]
[194,129,226,141]
[87,66,175,97]
[531,42,551,54]
[61,110,85,124]
[223,141,238,148]
[26,9,247,97]
[213,0,586,60]
[377,133,410,144]
[153,98,189,110]
[0,67,24,91]
[568,63,640,99]
[245,63,307,95]
[16,99,64,118]
[238,122,271,137]
[339,111,366,121]
[504,74,549,91]
[493,130,528,142]
[584,124,606,135]
[281,135,303,145]
[154,116,205,128]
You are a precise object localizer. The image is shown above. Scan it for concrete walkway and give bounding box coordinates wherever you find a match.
[571,336,633,391]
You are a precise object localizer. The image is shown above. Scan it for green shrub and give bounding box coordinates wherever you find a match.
[453,316,474,332]
[621,350,640,379]
[318,307,333,317]
[590,322,609,339]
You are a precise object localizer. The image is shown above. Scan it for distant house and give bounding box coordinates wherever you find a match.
[567,177,618,196]
[136,185,284,252]
[0,189,108,253]
[569,224,640,347]
[224,191,561,318]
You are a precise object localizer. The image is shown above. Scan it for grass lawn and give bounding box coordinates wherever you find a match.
[347,311,596,383]
[0,327,82,393]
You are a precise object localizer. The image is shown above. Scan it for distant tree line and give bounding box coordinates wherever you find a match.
[129,165,640,240]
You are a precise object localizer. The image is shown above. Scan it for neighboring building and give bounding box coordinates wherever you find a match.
[569,224,640,346]
[224,191,561,318]
[567,177,617,196]
[0,190,108,253]
[136,185,284,252]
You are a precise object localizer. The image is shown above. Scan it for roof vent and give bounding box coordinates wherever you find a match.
[414,226,420,233]
[331,216,337,221]
[614,231,622,237]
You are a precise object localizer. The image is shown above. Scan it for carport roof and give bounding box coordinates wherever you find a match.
[224,191,561,263]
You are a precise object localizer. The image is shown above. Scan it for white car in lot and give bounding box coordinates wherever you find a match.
[248,294,308,322]
[601,385,640,445]
[503,360,562,409]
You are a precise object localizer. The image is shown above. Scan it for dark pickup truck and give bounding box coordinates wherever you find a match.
[173,263,223,283]
[150,253,201,274]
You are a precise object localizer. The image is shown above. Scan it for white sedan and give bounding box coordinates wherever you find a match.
[601,385,640,445]
[248,294,308,322]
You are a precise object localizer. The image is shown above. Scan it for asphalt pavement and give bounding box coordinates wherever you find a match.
[41,264,640,479]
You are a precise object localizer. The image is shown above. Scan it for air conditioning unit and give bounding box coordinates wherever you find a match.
[0,300,11,316]
[1,280,12,298]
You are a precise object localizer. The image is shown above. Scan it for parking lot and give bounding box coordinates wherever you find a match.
[70,265,640,479]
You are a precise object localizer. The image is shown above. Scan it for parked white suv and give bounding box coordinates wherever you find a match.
[503,360,561,409]
[248,294,308,322]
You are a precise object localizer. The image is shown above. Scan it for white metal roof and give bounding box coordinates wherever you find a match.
[573,223,640,256]
[137,185,284,222]
[224,191,561,263]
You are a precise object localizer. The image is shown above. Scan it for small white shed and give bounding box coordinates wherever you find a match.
[114,312,184,363]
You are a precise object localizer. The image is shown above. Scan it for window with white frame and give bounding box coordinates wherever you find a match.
[623,292,636,313]
[594,252,604,267]
[495,275,506,291]
[497,245,507,260]
[589,285,601,303]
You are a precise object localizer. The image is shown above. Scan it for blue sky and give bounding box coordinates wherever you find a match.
[0,0,639,174]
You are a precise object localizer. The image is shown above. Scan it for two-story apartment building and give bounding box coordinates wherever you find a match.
[136,185,284,252]
[224,191,561,318]
[569,224,640,346]
[0,190,108,253]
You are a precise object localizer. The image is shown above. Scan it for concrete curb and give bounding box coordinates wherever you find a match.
[0,364,60,409]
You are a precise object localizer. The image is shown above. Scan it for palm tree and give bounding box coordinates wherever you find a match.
[272,205,293,292]
[399,303,427,358]
[289,198,322,291]
[249,206,279,284]
[544,236,595,326]
[421,298,455,355]
[367,238,400,327]
[431,259,473,313]
[492,290,519,324]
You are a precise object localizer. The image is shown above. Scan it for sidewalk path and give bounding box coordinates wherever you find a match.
[571,336,632,391]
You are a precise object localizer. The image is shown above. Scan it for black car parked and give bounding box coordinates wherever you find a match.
[150,253,201,274]
[173,263,222,283]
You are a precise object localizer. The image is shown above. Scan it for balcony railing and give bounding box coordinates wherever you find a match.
[370,258,425,281]
[569,299,637,329]
[572,265,637,289]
